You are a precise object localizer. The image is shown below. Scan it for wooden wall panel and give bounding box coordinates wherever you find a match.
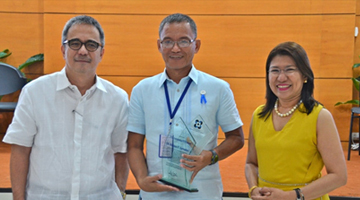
[318,15,355,78]
[315,79,353,141]
[44,14,353,79]
[355,16,360,65]
[356,0,360,14]
[0,13,43,71]
[0,0,43,12]
[43,0,354,15]
[195,15,354,79]
[104,76,351,141]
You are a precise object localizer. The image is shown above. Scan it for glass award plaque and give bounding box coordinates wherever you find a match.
[159,115,215,192]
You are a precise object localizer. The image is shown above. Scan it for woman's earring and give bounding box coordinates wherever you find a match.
[304,80,307,83]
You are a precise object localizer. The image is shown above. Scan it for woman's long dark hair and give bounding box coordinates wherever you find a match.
[259,41,320,119]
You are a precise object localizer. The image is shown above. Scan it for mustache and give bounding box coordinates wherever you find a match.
[74,57,91,62]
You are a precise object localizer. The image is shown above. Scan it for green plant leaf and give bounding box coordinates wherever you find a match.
[335,100,360,106]
[335,77,360,106]
[0,49,12,59]
[18,53,44,71]
[353,63,360,69]
[352,77,360,91]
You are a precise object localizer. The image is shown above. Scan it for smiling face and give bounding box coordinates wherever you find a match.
[157,22,200,76]
[268,55,305,102]
[61,23,104,77]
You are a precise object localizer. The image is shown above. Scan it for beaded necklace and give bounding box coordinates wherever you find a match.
[274,99,302,117]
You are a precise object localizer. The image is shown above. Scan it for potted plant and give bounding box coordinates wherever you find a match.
[335,62,360,106]
[335,60,360,151]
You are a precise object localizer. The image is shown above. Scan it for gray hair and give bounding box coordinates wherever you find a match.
[159,13,197,39]
[62,15,105,47]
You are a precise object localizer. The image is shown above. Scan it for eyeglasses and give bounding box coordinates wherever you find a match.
[269,67,299,76]
[160,38,195,49]
[63,39,103,52]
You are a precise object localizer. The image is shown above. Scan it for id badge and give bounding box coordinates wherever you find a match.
[159,134,173,158]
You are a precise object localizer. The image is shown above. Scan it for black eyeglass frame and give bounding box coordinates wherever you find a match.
[63,38,103,52]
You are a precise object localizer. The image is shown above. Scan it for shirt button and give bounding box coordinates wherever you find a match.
[176,123,179,126]
[177,89,180,92]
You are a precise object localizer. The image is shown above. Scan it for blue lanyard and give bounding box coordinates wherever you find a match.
[164,79,193,125]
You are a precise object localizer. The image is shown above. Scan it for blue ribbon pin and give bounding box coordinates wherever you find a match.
[200,90,207,104]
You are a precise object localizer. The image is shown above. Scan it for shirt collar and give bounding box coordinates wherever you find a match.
[56,68,71,91]
[158,65,199,88]
[56,67,107,93]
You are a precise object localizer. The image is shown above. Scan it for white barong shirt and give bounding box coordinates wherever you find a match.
[3,68,128,200]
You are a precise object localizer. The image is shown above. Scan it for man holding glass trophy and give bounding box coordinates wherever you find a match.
[127,13,245,200]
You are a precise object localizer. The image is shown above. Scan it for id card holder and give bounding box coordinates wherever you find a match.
[159,134,173,158]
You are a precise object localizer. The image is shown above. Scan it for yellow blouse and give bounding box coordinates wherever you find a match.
[252,104,329,200]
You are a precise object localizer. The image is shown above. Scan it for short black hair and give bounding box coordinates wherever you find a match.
[62,15,105,47]
[159,13,197,38]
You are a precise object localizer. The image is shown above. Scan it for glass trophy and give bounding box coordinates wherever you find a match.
[159,115,215,192]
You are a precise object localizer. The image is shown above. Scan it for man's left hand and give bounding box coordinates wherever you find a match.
[180,150,212,183]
